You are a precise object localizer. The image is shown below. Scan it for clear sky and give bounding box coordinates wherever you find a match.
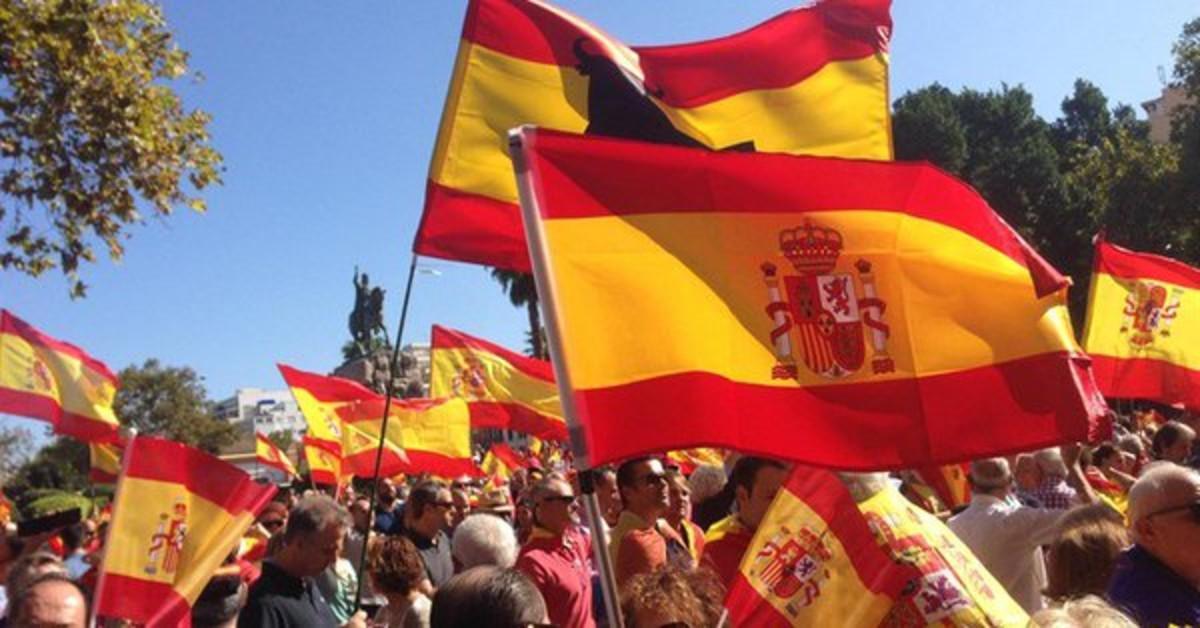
[2,1,1195,441]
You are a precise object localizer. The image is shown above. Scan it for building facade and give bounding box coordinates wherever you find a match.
[1142,85,1192,144]
[214,387,307,436]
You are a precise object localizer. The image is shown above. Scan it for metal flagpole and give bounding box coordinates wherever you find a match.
[509,125,624,628]
[353,255,419,609]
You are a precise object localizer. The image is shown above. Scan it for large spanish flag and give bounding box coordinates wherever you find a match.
[725,468,913,626]
[0,310,120,442]
[430,325,566,440]
[278,364,363,450]
[1081,239,1200,411]
[95,437,276,626]
[346,397,479,479]
[414,0,892,271]
[513,129,1107,469]
[255,433,297,477]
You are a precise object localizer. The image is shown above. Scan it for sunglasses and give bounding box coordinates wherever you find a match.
[261,519,284,529]
[541,495,577,505]
[1147,501,1200,522]
[638,472,667,487]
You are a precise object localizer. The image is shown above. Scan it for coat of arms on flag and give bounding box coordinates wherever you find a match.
[144,500,188,576]
[763,221,892,379]
[1119,280,1182,348]
[746,524,834,615]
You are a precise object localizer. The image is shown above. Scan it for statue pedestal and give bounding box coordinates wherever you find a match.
[333,347,422,397]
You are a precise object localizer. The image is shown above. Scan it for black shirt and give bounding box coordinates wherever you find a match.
[406,528,454,588]
[238,560,339,628]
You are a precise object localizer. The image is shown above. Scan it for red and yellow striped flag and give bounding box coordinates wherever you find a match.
[0,310,120,442]
[255,433,297,477]
[413,0,893,271]
[1082,238,1200,410]
[430,325,566,440]
[346,397,479,479]
[914,463,971,510]
[513,129,1108,469]
[481,442,527,479]
[95,437,276,626]
[666,448,726,475]
[90,441,123,485]
[303,436,345,486]
[726,468,913,626]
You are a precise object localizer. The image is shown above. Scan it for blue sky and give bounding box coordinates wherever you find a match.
[2,1,1195,441]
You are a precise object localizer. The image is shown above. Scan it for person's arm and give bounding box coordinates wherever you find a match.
[1061,443,1097,505]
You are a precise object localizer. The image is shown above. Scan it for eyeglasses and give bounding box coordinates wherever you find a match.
[261,519,284,530]
[541,495,576,505]
[1146,500,1200,523]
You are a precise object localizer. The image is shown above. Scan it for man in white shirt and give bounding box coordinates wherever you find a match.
[947,447,1095,613]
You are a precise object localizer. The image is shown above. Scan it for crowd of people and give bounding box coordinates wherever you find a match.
[0,410,1195,627]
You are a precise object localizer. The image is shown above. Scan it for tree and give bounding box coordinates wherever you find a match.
[0,0,223,297]
[114,359,235,454]
[265,429,295,457]
[0,424,35,484]
[5,437,89,509]
[1170,17,1200,262]
[489,269,547,359]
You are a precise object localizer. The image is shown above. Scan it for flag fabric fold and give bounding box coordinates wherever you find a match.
[414,0,893,270]
[90,441,123,485]
[95,437,276,626]
[1082,238,1200,411]
[303,436,346,487]
[913,463,971,510]
[430,325,566,440]
[481,442,528,479]
[514,128,1107,469]
[0,309,120,442]
[255,433,297,477]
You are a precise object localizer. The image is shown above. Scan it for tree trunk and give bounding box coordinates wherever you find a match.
[527,295,545,359]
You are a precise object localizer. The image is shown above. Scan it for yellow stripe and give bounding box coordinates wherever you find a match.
[430,44,890,205]
[430,347,563,421]
[542,211,1077,389]
[0,331,118,426]
[102,477,253,604]
[1082,271,1200,366]
[289,387,346,446]
[354,398,472,459]
[740,487,894,626]
[90,443,121,475]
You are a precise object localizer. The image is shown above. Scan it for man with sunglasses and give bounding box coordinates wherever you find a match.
[1107,463,1200,627]
[515,476,596,628]
[402,481,456,588]
[609,457,682,586]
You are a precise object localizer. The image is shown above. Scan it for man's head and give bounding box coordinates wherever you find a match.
[451,514,518,569]
[9,573,87,628]
[277,495,350,578]
[969,457,1014,497]
[5,551,66,600]
[1151,421,1196,464]
[594,468,620,526]
[1012,454,1042,491]
[530,477,577,536]
[617,457,670,519]
[376,478,397,505]
[256,501,288,536]
[728,457,788,531]
[407,480,453,539]
[349,497,372,533]
[191,575,246,628]
[1127,463,1200,585]
[430,566,548,628]
[1033,448,1069,481]
[666,470,692,528]
[450,488,471,529]
[1091,444,1120,470]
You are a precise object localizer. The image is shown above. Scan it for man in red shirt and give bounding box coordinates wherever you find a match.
[702,457,787,589]
[608,457,680,587]
[515,476,595,628]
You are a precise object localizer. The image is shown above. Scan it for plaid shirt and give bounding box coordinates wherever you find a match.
[1030,477,1077,510]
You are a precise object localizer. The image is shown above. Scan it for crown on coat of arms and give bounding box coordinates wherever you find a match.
[779,221,843,275]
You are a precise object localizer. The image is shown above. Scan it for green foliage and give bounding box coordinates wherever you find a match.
[114,359,235,454]
[5,437,89,509]
[0,424,35,484]
[24,490,106,519]
[0,0,223,297]
[489,268,547,359]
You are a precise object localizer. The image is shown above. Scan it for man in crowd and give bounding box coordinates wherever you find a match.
[1107,463,1200,626]
[402,481,455,588]
[948,449,1095,614]
[1030,448,1079,509]
[451,514,518,569]
[702,456,787,589]
[449,486,471,530]
[516,476,595,628]
[1012,453,1043,507]
[665,469,704,567]
[373,478,404,535]
[593,467,620,546]
[240,495,365,627]
[8,573,86,628]
[609,457,678,585]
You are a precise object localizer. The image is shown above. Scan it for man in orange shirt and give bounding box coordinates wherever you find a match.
[702,457,788,589]
[608,457,680,587]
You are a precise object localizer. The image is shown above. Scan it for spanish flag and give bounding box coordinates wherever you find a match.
[303,436,345,486]
[513,129,1107,469]
[255,433,297,477]
[0,310,120,442]
[666,448,726,475]
[90,441,123,485]
[346,397,479,479]
[725,468,913,626]
[913,463,971,510]
[1082,238,1200,411]
[481,442,527,479]
[430,325,566,440]
[95,437,276,626]
[860,485,1027,625]
[414,0,893,271]
[277,364,362,450]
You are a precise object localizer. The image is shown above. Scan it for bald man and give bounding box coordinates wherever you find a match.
[1107,463,1200,627]
[10,573,87,628]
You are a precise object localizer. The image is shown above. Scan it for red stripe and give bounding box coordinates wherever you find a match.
[464,0,889,108]
[90,468,119,485]
[1090,355,1200,412]
[0,389,119,442]
[1,310,119,384]
[96,574,190,625]
[575,352,1103,470]
[278,363,380,404]
[125,437,277,515]
[1095,240,1200,289]
[525,130,1066,296]
[490,443,527,470]
[303,436,341,456]
[400,451,483,478]
[344,447,409,479]
[469,401,568,441]
[310,469,340,486]
[432,325,555,381]
[413,180,531,272]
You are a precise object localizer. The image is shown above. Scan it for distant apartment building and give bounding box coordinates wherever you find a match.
[214,388,306,436]
[1142,85,1193,144]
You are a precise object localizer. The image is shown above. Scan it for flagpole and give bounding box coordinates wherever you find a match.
[89,428,137,628]
[509,125,624,628]
[353,254,419,609]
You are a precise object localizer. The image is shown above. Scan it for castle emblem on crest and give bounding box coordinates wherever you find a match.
[749,525,834,616]
[145,499,188,576]
[761,221,893,379]
[27,359,54,394]
[450,355,488,400]
[1120,280,1182,349]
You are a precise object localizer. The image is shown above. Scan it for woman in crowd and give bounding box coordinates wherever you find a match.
[1043,504,1131,602]
[368,535,433,628]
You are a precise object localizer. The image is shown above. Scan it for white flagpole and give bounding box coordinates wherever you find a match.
[509,125,624,628]
[89,427,137,628]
